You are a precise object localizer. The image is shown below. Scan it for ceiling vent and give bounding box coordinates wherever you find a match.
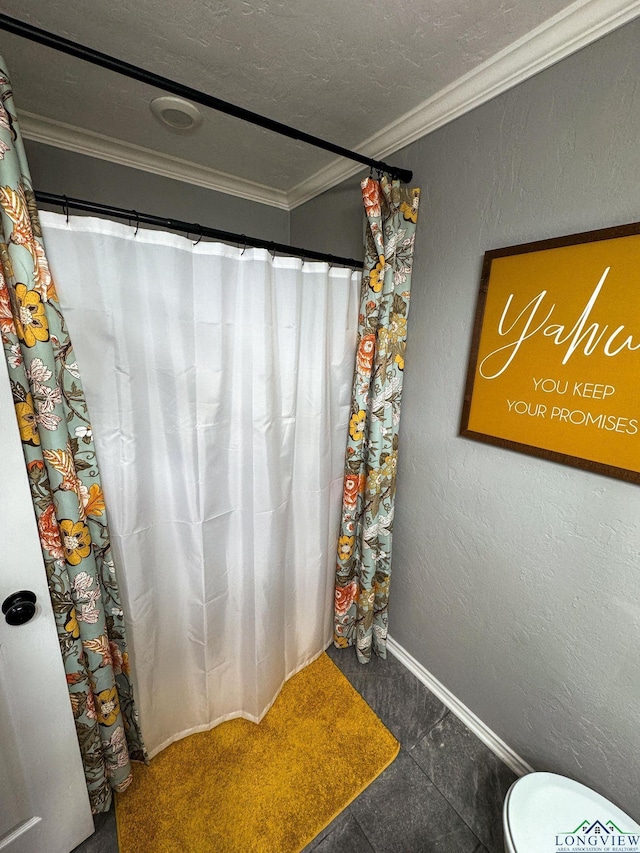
[150,96,203,132]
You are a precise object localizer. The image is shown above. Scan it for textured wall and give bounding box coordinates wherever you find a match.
[290,171,364,259]
[25,140,290,243]
[291,21,640,817]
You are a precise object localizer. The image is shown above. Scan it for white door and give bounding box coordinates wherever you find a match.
[0,352,94,853]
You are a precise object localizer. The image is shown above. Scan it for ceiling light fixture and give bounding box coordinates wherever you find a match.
[150,96,203,132]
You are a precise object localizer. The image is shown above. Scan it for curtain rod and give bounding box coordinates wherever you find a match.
[0,13,413,184]
[35,191,365,269]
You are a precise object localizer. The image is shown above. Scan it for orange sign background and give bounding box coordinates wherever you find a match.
[461,225,640,483]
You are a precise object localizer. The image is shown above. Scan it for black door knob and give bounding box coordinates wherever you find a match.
[2,590,37,626]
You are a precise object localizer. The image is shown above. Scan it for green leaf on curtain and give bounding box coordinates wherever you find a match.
[392,293,407,316]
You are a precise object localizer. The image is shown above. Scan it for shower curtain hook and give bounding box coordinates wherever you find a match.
[238,234,247,256]
[192,225,203,247]
[132,211,140,237]
[62,195,69,224]
[268,242,276,259]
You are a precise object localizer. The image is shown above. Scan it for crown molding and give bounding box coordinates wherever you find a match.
[18,111,290,211]
[287,0,640,208]
[18,0,640,212]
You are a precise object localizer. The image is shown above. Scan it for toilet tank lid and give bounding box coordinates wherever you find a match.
[505,772,640,850]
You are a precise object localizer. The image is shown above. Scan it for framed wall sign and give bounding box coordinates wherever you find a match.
[461,222,640,484]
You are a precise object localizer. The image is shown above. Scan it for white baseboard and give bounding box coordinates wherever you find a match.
[387,636,534,778]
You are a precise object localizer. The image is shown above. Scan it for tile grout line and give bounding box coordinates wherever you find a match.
[387,636,533,778]
[311,647,502,853]
[402,744,487,853]
[348,808,377,853]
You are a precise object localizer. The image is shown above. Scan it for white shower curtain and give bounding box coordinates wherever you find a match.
[40,212,359,757]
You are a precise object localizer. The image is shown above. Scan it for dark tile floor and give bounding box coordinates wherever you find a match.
[73,645,517,853]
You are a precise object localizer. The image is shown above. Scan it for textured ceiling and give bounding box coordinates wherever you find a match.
[0,0,638,207]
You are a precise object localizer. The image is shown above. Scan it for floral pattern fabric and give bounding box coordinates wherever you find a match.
[334,176,420,663]
[0,59,145,813]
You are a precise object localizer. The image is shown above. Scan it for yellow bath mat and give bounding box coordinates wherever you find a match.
[115,652,399,853]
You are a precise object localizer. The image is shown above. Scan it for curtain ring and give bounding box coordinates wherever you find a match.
[192,225,203,247]
[62,195,69,224]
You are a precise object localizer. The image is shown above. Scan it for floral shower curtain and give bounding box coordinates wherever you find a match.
[334,175,420,663]
[0,60,144,813]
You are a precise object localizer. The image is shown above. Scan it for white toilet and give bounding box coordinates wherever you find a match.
[503,771,640,853]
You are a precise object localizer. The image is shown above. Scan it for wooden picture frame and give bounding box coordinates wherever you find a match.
[461,222,640,484]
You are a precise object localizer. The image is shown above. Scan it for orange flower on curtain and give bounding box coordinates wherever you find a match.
[334,176,421,663]
[0,58,145,813]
